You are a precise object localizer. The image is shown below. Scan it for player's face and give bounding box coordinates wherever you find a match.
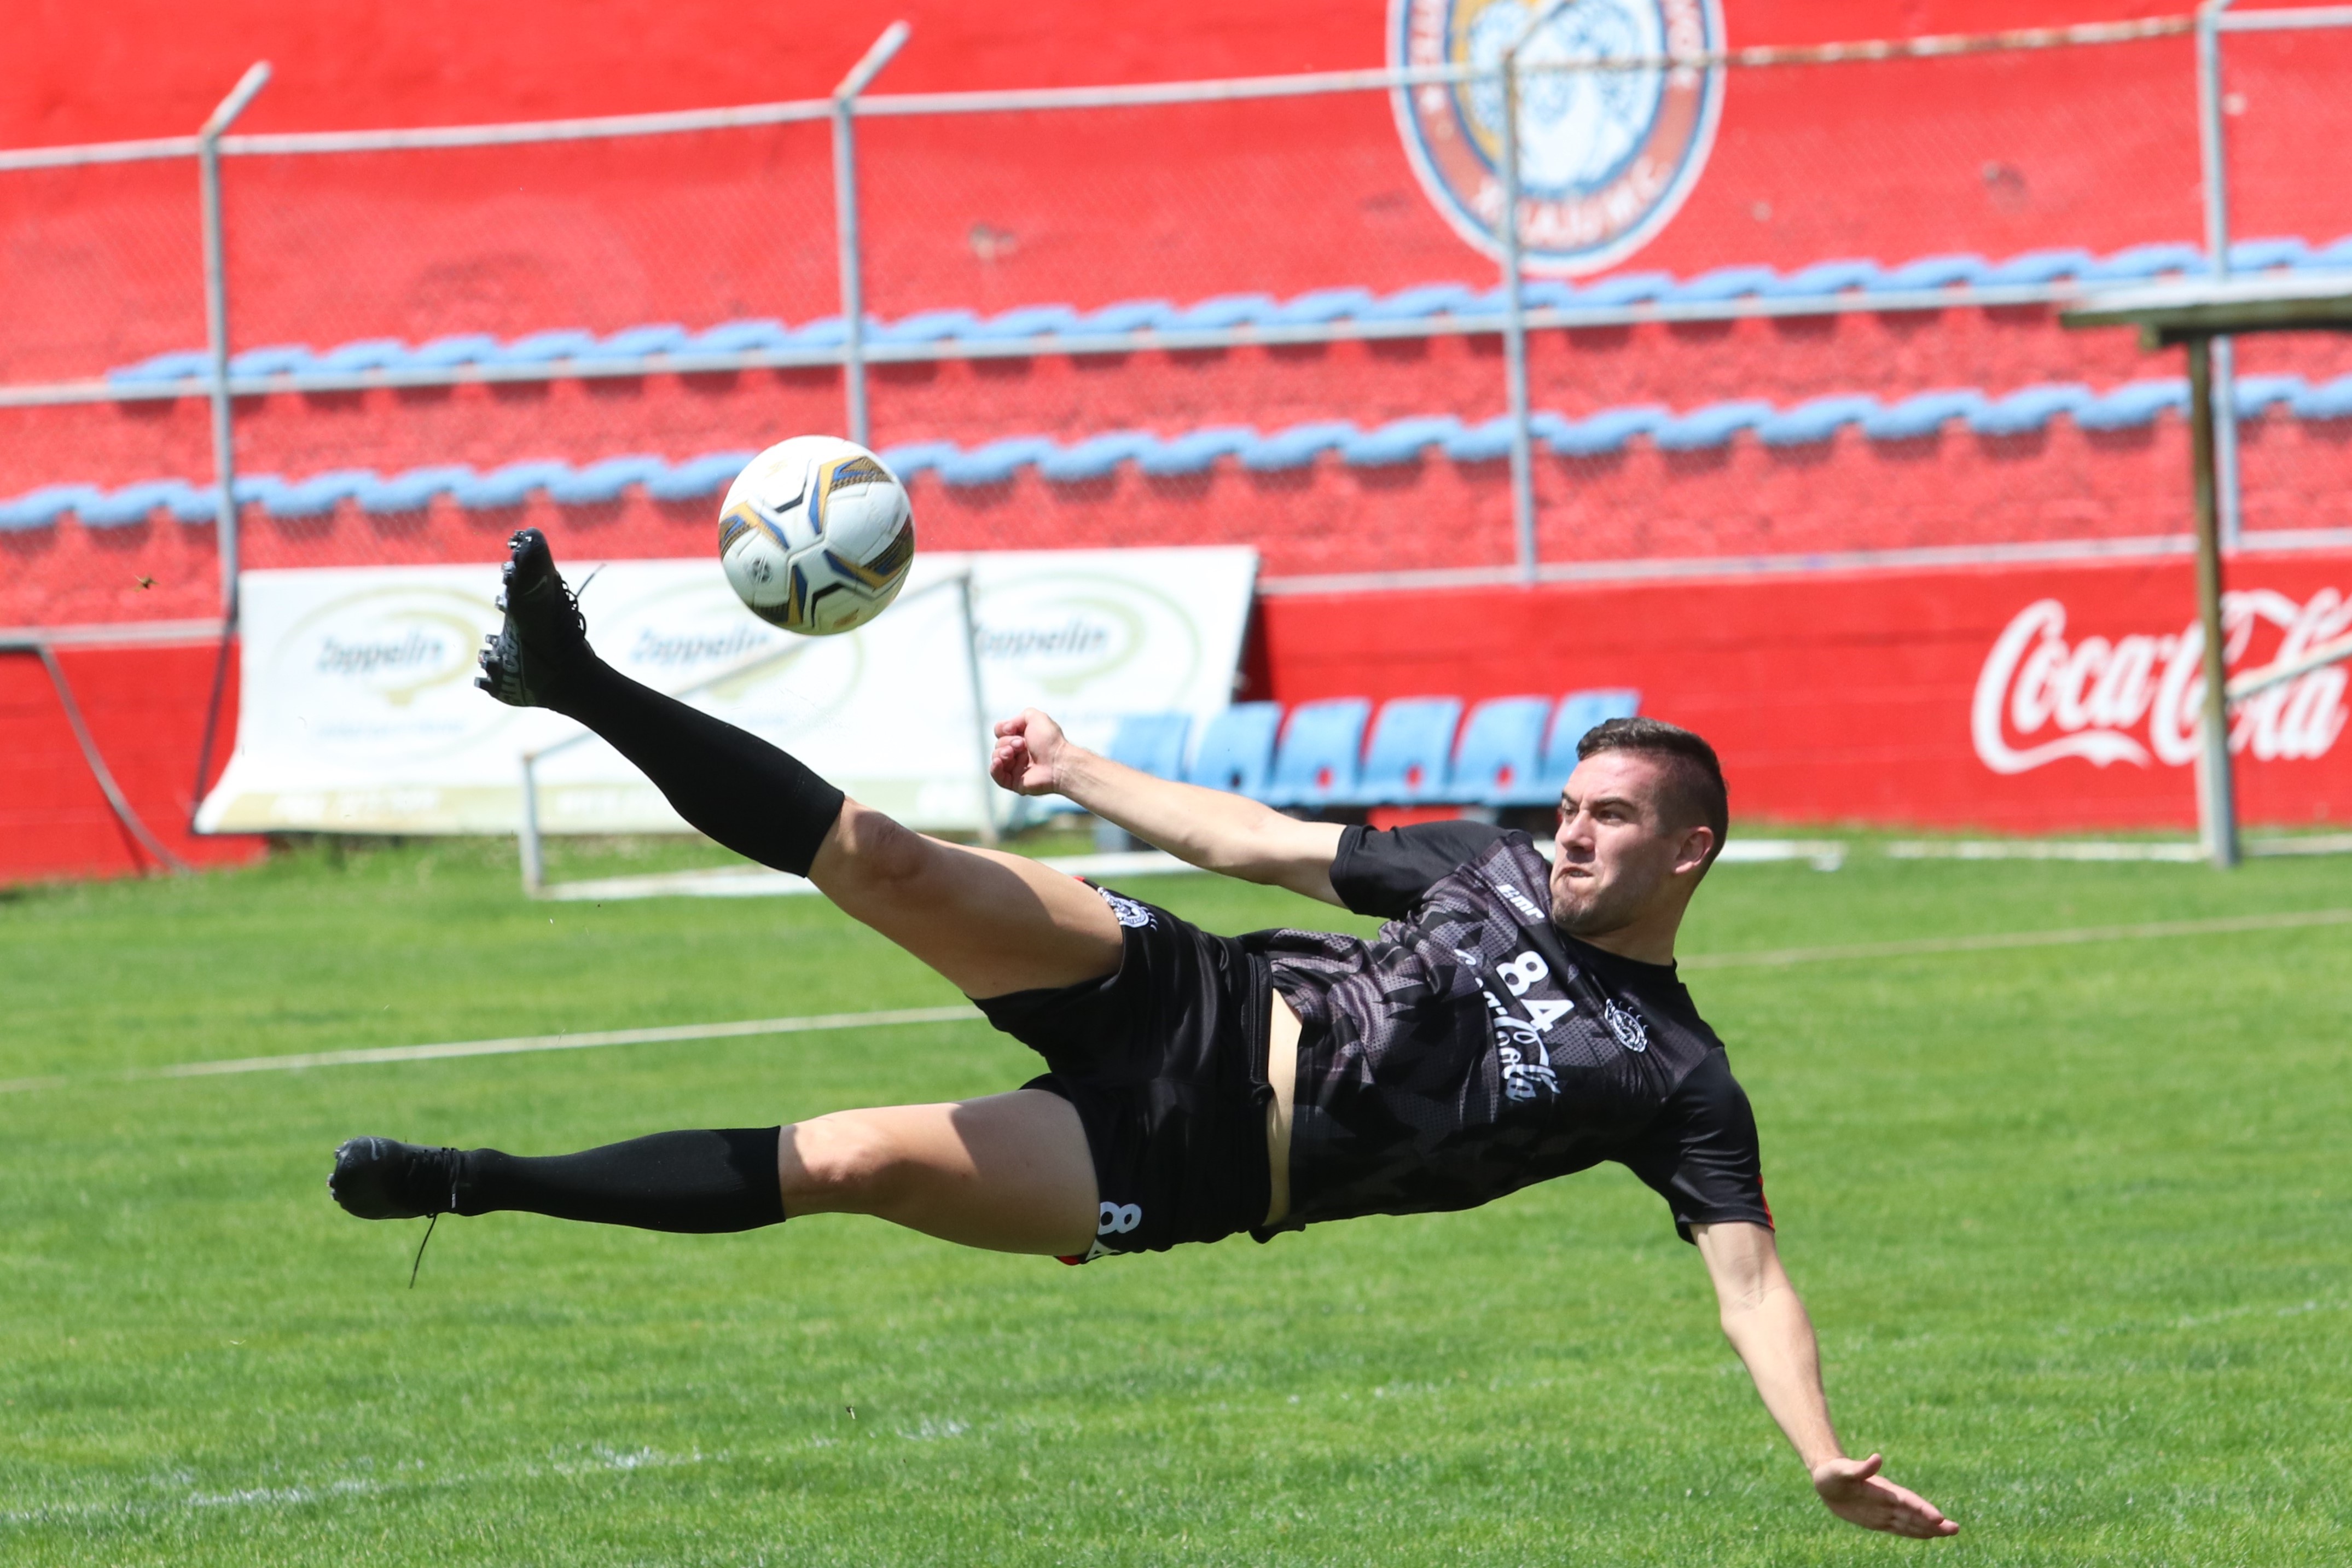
[1550,752,1706,937]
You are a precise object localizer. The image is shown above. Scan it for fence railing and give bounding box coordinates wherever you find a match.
[3,8,2349,636]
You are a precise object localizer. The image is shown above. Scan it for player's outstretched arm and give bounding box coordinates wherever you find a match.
[990,708,1346,904]
[1692,1221,1960,1539]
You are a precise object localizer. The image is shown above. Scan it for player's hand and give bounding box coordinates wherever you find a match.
[990,708,1071,797]
[1811,1454,1958,1537]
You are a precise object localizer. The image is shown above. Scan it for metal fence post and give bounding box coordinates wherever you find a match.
[2196,1,2243,548]
[199,63,271,621]
[954,567,1001,846]
[832,22,911,449]
[2185,335,2240,868]
[1497,48,1540,584]
[1495,1,1570,584]
[518,752,547,897]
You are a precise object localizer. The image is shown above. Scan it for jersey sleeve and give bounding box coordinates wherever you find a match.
[1616,1049,1773,1244]
[1328,820,1514,917]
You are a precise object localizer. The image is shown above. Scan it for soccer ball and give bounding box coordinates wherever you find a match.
[716,436,916,635]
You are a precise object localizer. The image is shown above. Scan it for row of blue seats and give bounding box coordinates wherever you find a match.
[0,453,757,530]
[102,234,2352,386]
[13,369,2352,531]
[1085,690,1640,810]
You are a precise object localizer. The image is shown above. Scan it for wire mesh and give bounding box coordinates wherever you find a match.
[7,27,2352,629]
[0,399,218,629]
[2216,21,2352,250]
[859,90,1480,317]
[856,86,1523,573]
[218,121,838,358]
[0,158,204,385]
[1610,39,2203,277]
[2213,21,2352,543]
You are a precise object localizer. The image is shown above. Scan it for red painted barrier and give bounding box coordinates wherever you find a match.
[1263,553,2352,832]
[0,642,259,883]
[20,548,2350,884]
[8,1,2352,876]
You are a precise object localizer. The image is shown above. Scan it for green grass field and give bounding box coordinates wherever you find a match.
[3,834,2348,1565]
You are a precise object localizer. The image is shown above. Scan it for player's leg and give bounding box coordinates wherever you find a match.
[779,1089,1096,1252]
[331,1088,1097,1256]
[477,527,1120,995]
[804,799,1123,996]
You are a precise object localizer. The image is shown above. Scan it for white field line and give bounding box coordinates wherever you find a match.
[0,1006,975,1095]
[1525,837,1848,868]
[1885,835,2352,863]
[1682,905,2352,970]
[7,908,2348,1095]
[1886,838,2205,863]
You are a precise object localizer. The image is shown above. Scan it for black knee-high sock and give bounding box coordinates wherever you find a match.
[549,660,845,878]
[455,1128,786,1233]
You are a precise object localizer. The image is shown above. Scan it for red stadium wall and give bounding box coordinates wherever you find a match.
[1,643,253,882]
[8,0,2352,878]
[1264,553,2352,834]
[20,547,2350,885]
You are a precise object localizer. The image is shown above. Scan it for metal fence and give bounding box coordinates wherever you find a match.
[4,7,2351,640]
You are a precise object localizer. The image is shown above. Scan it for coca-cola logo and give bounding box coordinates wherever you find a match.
[1972,589,2351,774]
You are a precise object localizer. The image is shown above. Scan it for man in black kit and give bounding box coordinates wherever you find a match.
[332,530,1957,1540]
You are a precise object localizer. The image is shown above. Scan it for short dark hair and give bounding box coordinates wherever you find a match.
[1573,716,1729,869]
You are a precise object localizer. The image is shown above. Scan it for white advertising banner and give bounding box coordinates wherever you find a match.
[196,548,1257,835]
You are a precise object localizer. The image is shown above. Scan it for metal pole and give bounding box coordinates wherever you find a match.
[518,752,546,897]
[1497,42,1541,583]
[2185,335,2240,869]
[199,63,271,621]
[2196,2,2243,548]
[832,22,911,448]
[31,641,193,874]
[954,568,1001,846]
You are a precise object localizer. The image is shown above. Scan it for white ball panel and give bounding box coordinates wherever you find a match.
[716,436,915,636]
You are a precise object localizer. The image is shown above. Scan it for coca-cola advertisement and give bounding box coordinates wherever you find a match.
[1262,551,2352,833]
[1972,590,2349,777]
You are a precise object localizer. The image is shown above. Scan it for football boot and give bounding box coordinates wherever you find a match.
[475,527,594,708]
[329,1136,464,1221]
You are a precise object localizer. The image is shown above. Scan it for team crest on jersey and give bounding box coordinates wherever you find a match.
[1096,887,1156,928]
[1389,0,1725,275]
[1602,996,1650,1053]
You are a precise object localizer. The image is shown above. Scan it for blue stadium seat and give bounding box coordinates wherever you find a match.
[1448,695,1554,806]
[1185,702,1281,798]
[1107,712,1191,779]
[1265,699,1370,809]
[1540,690,1642,794]
[1356,698,1464,805]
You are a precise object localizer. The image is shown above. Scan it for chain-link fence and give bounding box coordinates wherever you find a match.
[2207,5,2352,547]
[4,10,2349,632]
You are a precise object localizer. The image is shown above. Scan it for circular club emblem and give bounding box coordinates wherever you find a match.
[1391,0,1725,275]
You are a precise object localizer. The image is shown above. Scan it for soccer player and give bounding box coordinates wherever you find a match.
[330,530,1956,1539]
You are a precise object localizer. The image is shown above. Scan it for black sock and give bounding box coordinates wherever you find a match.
[549,660,845,878]
[455,1128,786,1233]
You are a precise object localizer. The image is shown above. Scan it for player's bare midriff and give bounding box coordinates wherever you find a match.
[1264,991,1301,1227]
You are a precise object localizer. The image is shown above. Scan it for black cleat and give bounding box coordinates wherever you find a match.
[330,1137,463,1221]
[475,527,595,709]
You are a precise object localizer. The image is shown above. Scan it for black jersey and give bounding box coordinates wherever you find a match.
[1243,821,1771,1242]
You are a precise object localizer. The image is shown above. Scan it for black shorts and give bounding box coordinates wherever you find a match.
[973,883,1274,1262]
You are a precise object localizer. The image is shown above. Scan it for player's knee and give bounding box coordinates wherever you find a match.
[824,800,931,891]
[783,1112,919,1213]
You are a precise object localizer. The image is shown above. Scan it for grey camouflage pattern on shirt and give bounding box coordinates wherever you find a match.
[1244,829,1728,1228]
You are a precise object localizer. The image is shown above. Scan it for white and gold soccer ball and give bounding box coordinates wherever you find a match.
[716,435,915,635]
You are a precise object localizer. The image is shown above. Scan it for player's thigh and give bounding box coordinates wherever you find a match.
[810,799,1122,997]
[781,1089,1097,1255]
